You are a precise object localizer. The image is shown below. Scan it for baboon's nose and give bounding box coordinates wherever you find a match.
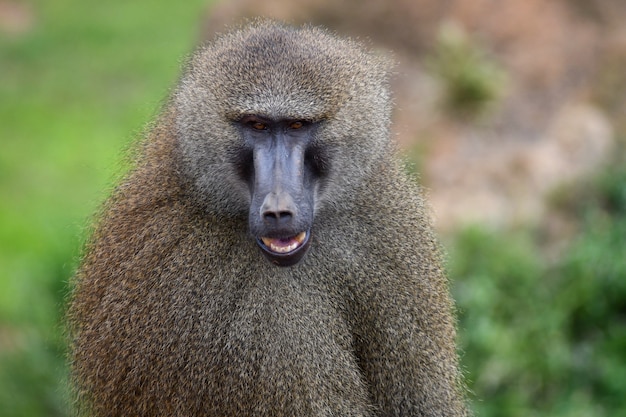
[261,191,296,228]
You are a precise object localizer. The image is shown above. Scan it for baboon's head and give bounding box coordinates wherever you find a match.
[175,21,392,266]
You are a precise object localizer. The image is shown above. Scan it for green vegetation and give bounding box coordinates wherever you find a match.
[428,21,506,119]
[0,1,207,416]
[450,155,626,417]
[1,2,624,416]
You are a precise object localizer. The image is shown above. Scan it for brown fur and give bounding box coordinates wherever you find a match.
[68,21,469,416]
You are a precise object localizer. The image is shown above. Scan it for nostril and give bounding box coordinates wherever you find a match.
[278,211,292,220]
[263,212,278,221]
[263,210,293,222]
[260,192,297,226]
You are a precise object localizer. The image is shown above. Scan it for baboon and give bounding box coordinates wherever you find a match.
[69,21,469,417]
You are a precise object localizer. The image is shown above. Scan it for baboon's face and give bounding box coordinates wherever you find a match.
[176,24,390,267]
[233,114,329,267]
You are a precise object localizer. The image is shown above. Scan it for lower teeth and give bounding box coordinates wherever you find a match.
[261,232,306,254]
[270,242,297,253]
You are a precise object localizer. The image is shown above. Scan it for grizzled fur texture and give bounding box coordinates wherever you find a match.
[68,21,469,416]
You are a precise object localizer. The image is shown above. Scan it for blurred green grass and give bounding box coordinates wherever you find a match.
[0,1,207,415]
[449,161,626,417]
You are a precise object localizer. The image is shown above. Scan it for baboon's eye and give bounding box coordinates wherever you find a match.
[251,121,267,131]
[289,121,304,130]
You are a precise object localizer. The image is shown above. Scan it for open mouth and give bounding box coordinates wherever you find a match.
[256,230,311,266]
[260,231,307,254]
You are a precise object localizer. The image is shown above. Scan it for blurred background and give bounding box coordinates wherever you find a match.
[1,0,624,415]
